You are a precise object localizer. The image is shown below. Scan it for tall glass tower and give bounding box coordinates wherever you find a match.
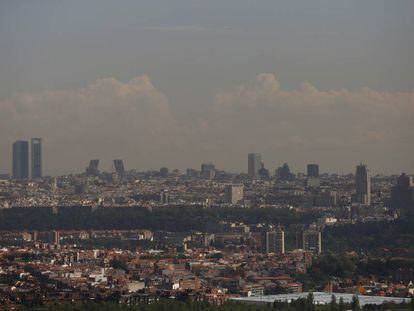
[31,138,42,179]
[248,153,261,178]
[12,140,29,179]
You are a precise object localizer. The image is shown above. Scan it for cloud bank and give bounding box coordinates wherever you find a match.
[1,74,413,174]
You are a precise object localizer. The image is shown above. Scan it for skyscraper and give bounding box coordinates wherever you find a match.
[31,138,42,179]
[391,173,414,210]
[275,163,295,181]
[307,164,319,177]
[85,159,99,176]
[12,140,29,179]
[113,159,125,176]
[201,163,216,179]
[355,164,371,206]
[248,153,261,178]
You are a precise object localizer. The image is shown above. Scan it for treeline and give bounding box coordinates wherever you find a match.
[0,206,317,232]
[24,296,414,311]
[296,253,414,288]
[323,218,414,253]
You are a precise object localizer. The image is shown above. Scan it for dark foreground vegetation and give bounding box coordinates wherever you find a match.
[0,206,318,231]
[24,296,414,311]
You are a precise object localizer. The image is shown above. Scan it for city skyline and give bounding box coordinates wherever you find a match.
[0,1,413,176]
[3,140,414,177]
[0,2,413,309]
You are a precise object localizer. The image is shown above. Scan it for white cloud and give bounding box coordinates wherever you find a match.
[0,76,178,173]
[1,73,413,175]
[203,73,414,173]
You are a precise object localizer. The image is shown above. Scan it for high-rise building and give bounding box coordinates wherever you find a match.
[113,159,125,176]
[275,163,295,181]
[263,228,285,254]
[12,140,29,179]
[159,167,169,177]
[274,227,285,254]
[354,164,371,205]
[296,228,322,254]
[31,138,42,179]
[258,161,270,180]
[307,164,319,178]
[248,153,261,178]
[225,184,244,204]
[85,159,99,176]
[201,163,216,179]
[391,173,414,210]
[160,190,170,204]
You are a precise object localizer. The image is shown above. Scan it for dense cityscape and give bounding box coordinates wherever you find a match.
[0,139,413,310]
[2,2,414,309]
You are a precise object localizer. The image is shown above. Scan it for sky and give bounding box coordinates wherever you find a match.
[0,0,413,175]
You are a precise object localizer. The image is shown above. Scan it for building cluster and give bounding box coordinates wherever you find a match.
[11,138,42,180]
[0,227,316,307]
[0,226,412,308]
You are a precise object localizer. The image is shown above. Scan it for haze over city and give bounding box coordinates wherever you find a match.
[1,1,413,176]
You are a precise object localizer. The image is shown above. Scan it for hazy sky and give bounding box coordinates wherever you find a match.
[1,0,413,175]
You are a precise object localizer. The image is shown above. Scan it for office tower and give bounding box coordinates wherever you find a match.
[31,138,42,179]
[275,163,295,181]
[296,229,321,254]
[307,164,319,178]
[160,167,169,177]
[354,164,371,205]
[248,153,261,178]
[85,159,99,176]
[225,184,244,204]
[201,163,216,179]
[258,162,270,180]
[12,140,29,179]
[113,159,125,176]
[391,173,414,210]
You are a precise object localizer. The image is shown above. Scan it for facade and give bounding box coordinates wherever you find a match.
[262,228,285,254]
[276,163,295,181]
[225,184,244,204]
[12,140,29,179]
[296,229,321,254]
[354,164,371,206]
[275,228,285,254]
[31,138,42,179]
[86,159,100,176]
[391,173,414,210]
[113,159,125,176]
[307,164,319,178]
[201,163,216,180]
[248,153,261,178]
[160,167,169,177]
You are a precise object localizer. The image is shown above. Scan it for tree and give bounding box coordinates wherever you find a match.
[351,295,361,311]
[338,297,345,311]
[330,294,338,311]
[306,292,315,311]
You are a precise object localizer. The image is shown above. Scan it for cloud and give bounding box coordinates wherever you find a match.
[0,76,179,173]
[199,73,414,173]
[0,73,413,175]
